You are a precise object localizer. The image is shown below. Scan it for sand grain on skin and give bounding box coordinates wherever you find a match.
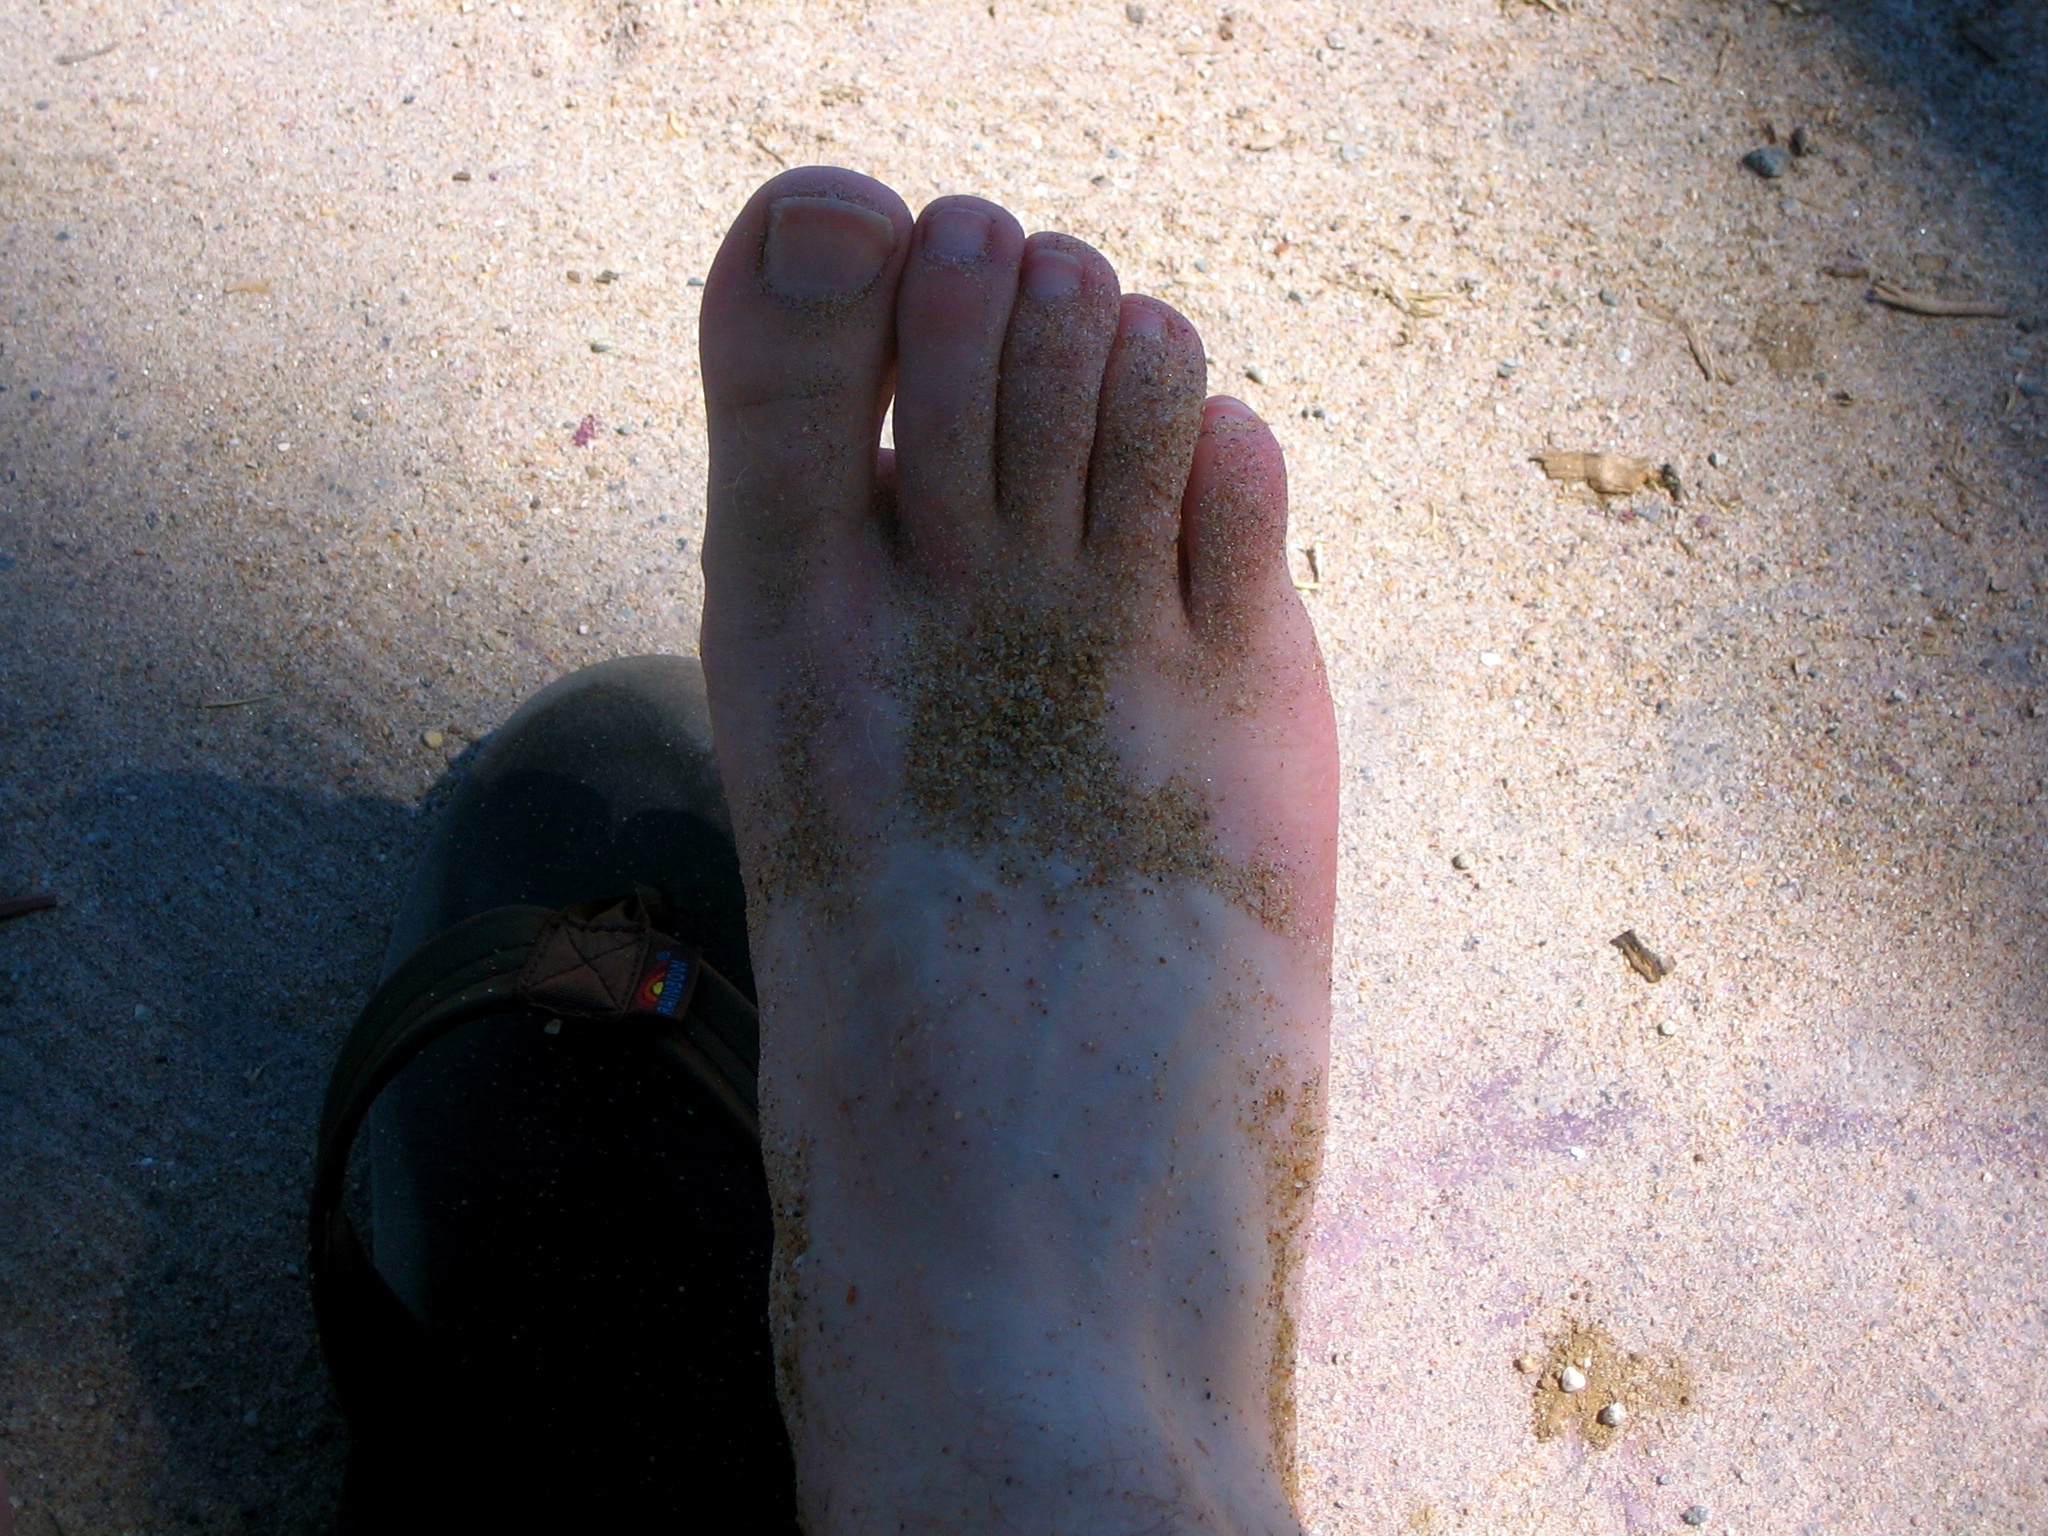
[888,591,1295,927]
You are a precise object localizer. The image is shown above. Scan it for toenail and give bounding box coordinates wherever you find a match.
[923,206,993,264]
[1120,302,1168,340]
[1020,247,1084,301]
[763,195,897,299]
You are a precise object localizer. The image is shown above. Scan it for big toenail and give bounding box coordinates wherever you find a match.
[763,196,897,299]
[1021,247,1084,301]
[924,207,993,263]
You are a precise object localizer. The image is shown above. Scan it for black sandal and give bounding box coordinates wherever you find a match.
[308,656,797,1533]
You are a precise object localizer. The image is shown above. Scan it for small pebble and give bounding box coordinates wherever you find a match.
[451,169,472,182]
[1708,450,1727,468]
[1497,359,1520,378]
[1887,687,1908,705]
[1125,1,1146,20]
[566,269,584,283]
[1598,1400,1627,1427]
[686,276,706,287]
[589,339,614,354]
[1244,365,1267,384]
[1790,123,1814,156]
[577,623,590,635]
[1657,1018,1678,1037]
[1599,287,1620,306]
[421,729,445,750]
[1451,851,1474,870]
[1286,288,1305,303]
[1192,257,1209,271]
[134,1004,152,1022]
[1559,1366,1588,1394]
[543,1019,562,1035]
[1743,144,1791,179]
[1682,1507,1709,1527]
[1657,1474,1673,1486]
[595,268,621,283]
[1325,28,1349,48]
[1513,1354,1538,1373]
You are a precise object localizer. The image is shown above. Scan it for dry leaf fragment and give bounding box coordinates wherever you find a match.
[1535,451,1679,499]
[1611,929,1670,983]
[1868,282,2008,319]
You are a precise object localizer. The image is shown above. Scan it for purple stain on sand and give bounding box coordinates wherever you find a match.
[571,413,600,447]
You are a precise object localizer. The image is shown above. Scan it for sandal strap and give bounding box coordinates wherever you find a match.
[308,893,760,1429]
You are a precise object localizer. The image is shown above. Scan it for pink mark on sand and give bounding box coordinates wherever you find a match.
[571,413,600,447]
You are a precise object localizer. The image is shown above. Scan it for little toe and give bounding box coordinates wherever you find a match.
[1082,296,1208,603]
[891,196,1027,579]
[1179,396,1291,640]
[992,234,1123,556]
[699,167,913,610]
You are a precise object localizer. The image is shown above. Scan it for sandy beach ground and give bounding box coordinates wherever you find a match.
[2,0,2044,1530]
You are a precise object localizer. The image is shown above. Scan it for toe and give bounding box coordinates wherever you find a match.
[1082,296,1208,604]
[1179,397,1290,641]
[891,196,1027,579]
[700,167,913,614]
[992,234,1123,557]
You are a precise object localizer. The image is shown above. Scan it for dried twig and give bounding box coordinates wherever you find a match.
[1641,298,1722,382]
[1868,282,2008,319]
[56,41,120,65]
[199,692,278,709]
[1363,276,1458,319]
[0,892,59,924]
[1291,543,1323,591]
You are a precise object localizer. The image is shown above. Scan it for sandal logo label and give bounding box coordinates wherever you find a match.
[631,948,697,1018]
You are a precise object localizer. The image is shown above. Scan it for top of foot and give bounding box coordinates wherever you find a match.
[697,166,1337,1536]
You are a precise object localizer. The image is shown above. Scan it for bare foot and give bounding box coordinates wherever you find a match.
[698,167,1337,1535]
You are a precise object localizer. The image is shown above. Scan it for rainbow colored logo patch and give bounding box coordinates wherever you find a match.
[630,948,697,1018]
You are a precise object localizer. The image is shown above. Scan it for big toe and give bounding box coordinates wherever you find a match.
[699,167,913,625]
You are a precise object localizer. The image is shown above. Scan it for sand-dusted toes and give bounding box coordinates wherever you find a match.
[993,234,1125,555]
[1083,295,1211,609]
[699,167,912,628]
[889,195,1026,578]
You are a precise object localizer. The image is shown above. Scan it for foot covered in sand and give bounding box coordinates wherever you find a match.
[698,167,1338,1535]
